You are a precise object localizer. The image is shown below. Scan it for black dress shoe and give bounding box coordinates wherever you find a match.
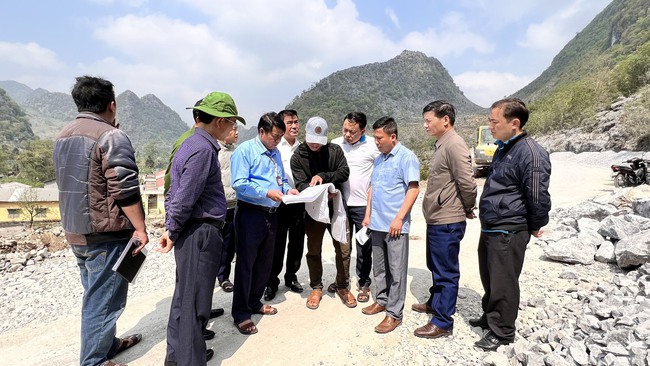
[206,348,214,361]
[468,315,488,329]
[210,308,225,319]
[474,330,513,351]
[264,286,276,301]
[285,280,304,293]
[203,329,215,340]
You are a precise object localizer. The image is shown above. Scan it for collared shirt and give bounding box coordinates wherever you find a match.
[369,142,420,233]
[277,136,301,188]
[231,136,291,207]
[165,127,227,241]
[217,140,237,208]
[332,135,380,207]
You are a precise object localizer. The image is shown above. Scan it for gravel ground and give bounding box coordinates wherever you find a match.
[0,151,635,365]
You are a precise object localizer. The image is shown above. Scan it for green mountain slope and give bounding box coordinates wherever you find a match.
[286,50,486,129]
[0,88,35,147]
[513,0,650,103]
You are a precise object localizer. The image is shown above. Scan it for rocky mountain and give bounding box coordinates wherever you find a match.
[513,0,650,103]
[0,81,189,153]
[115,90,189,150]
[0,88,35,148]
[285,50,486,130]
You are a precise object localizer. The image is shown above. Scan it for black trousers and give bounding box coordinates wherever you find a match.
[217,208,236,284]
[477,230,530,340]
[267,202,305,289]
[166,221,222,365]
[348,205,372,288]
[232,204,277,323]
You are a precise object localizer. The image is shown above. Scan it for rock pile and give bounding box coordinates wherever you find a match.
[541,185,650,269]
[484,186,650,365]
[0,225,68,273]
[484,263,650,366]
[536,95,642,153]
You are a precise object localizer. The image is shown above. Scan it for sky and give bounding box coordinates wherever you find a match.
[0,0,612,126]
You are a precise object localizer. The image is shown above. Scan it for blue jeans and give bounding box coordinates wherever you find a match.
[72,240,129,366]
[425,222,466,330]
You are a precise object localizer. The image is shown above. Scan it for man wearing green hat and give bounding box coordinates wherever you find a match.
[158,91,244,366]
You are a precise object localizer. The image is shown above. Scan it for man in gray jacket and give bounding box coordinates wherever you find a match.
[53,76,148,366]
[413,101,477,339]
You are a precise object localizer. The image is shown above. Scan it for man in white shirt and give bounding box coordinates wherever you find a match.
[265,109,306,301]
[332,112,380,303]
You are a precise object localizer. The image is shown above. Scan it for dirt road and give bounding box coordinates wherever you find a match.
[0,155,613,365]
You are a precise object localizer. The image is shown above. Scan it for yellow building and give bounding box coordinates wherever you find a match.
[0,184,61,224]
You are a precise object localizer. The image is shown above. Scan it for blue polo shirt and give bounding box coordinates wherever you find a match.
[231,136,291,207]
[369,142,420,233]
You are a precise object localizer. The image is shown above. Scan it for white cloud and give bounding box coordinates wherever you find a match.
[385,8,400,29]
[85,0,409,121]
[401,13,494,58]
[454,71,534,107]
[0,42,64,70]
[89,0,149,7]
[519,0,611,52]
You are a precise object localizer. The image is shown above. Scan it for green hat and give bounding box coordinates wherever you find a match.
[188,92,246,125]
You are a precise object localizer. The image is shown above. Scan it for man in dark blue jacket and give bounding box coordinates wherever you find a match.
[471,98,551,351]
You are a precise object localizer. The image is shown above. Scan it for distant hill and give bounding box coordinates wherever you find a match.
[285,50,486,131]
[0,81,189,153]
[513,0,650,103]
[0,88,35,148]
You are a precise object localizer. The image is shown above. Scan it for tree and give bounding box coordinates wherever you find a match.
[17,139,55,186]
[18,188,43,229]
[614,42,650,96]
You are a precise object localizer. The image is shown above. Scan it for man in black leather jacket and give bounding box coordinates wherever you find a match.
[471,98,552,351]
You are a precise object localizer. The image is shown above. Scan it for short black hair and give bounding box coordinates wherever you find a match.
[258,112,286,133]
[372,116,398,137]
[278,109,298,120]
[71,76,115,113]
[343,112,367,130]
[422,100,456,126]
[491,98,529,127]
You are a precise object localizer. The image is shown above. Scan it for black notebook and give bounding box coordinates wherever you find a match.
[112,237,147,283]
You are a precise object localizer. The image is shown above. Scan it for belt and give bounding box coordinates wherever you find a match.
[191,217,226,229]
[237,200,278,213]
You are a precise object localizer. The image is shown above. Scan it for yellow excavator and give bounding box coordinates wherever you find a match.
[472,126,497,177]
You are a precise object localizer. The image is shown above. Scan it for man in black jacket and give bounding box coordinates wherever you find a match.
[291,116,354,310]
[472,98,551,351]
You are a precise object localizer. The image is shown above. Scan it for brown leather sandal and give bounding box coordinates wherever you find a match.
[235,319,258,335]
[336,288,357,308]
[256,304,278,315]
[357,287,371,303]
[306,289,323,310]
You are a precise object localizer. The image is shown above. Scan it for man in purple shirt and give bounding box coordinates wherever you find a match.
[158,92,245,366]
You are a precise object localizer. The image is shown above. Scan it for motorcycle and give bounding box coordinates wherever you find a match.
[610,157,650,187]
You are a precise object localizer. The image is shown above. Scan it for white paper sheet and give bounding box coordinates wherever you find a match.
[282,183,347,243]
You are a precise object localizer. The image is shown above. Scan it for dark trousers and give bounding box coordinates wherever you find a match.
[347,205,372,288]
[425,222,466,330]
[231,204,277,323]
[267,202,305,289]
[304,216,351,290]
[217,208,236,284]
[478,230,530,340]
[166,221,222,366]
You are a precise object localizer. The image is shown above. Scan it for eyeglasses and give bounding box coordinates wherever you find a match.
[223,118,238,130]
[270,132,283,141]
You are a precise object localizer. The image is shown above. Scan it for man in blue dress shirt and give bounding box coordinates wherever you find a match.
[361,116,420,334]
[230,112,299,335]
[158,92,244,366]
